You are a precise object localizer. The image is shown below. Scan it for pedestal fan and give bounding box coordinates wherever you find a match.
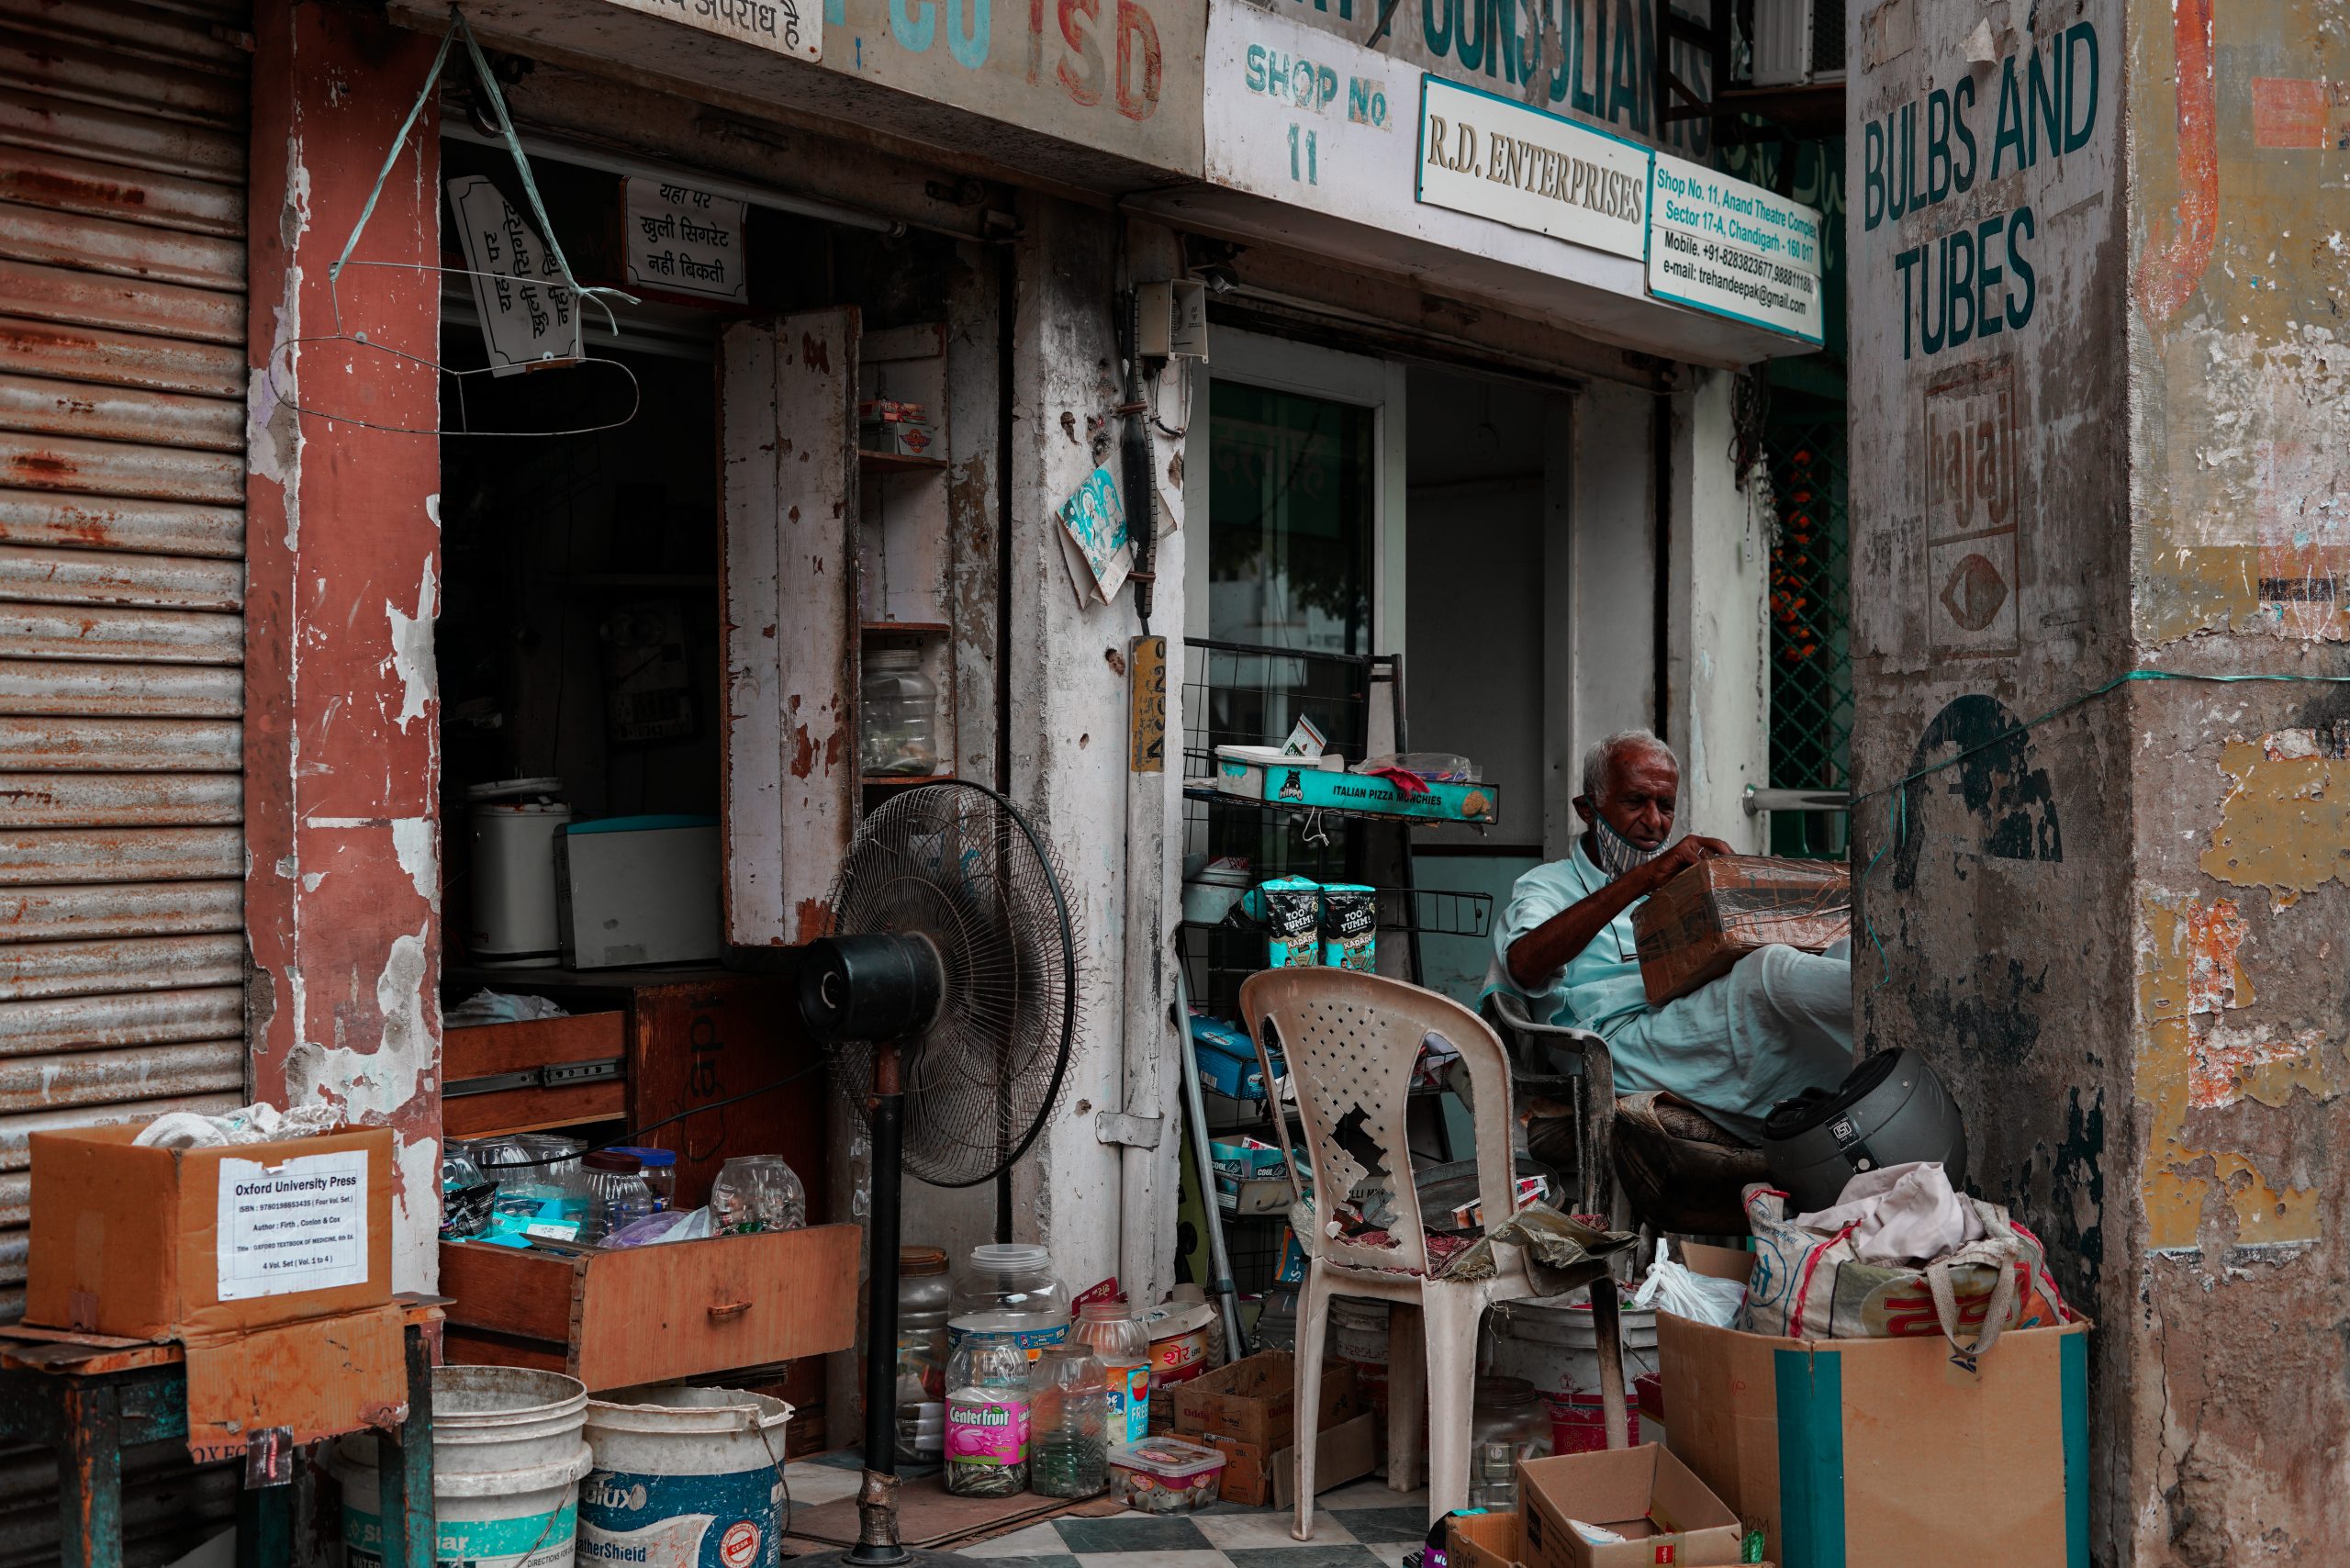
[794,780,1082,1568]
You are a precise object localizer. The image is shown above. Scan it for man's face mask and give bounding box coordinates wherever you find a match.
[1589,812,1668,880]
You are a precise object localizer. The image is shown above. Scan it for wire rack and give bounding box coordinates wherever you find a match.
[1177,636,1492,1021]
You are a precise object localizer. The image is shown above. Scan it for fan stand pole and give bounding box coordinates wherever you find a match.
[851,1041,911,1566]
[800,1040,993,1568]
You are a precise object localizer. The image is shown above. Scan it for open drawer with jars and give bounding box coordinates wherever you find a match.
[438,1223,860,1391]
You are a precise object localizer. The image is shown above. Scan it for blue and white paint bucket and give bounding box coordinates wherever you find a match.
[336,1364,593,1568]
[578,1384,792,1568]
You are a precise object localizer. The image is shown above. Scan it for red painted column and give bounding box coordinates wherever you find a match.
[245,0,444,1290]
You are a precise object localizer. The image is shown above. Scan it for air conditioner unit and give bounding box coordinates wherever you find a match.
[1751,0,1847,87]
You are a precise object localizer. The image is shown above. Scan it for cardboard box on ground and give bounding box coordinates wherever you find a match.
[1445,1446,1751,1568]
[24,1124,406,1464]
[1173,1350,1373,1507]
[1630,855,1851,1004]
[1658,1243,2091,1567]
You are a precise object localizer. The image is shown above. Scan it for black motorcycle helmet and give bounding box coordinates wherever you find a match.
[1761,1047,1968,1213]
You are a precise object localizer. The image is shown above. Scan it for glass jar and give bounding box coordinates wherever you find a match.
[949,1243,1069,1362]
[1028,1343,1109,1499]
[1072,1299,1151,1449]
[943,1334,1031,1497]
[860,648,939,778]
[897,1246,954,1462]
[580,1150,655,1246]
[1468,1375,1553,1510]
[711,1155,807,1233]
[610,1146,677,1211]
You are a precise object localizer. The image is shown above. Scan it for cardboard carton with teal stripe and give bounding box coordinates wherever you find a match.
[1657,1243,2091,1567]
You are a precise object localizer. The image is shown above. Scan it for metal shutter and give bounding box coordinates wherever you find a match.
[0,0,252,1313]
[0,8,252,1554]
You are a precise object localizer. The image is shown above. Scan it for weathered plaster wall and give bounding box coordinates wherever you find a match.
[1847,0,2136,1551]
[2121,0,2350,1554]
[1666,370,1769,852]
[245,0,444,1293]
[1005,196,1187,1304]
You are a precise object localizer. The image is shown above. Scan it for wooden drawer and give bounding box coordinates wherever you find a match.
[443,1011,627,1138]
[438,1224,859,1392]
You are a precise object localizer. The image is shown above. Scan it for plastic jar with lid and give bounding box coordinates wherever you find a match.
[608,1146,677,1211]
[948,1244,1069,1362]
[860,648,939,777]
[897,1246,954,1462]
[1028,1343,1109,1498]
[1071,1299,1151,1448]
[1467,1375,1552,1510]
[580,1150,655,1246]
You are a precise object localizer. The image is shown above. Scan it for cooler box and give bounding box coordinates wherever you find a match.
[558,815,722,969]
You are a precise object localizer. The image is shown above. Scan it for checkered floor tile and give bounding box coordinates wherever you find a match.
[782,1458,1432,1568]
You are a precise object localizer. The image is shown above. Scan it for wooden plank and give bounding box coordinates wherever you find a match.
[623,974,826,1213]
[436,1239,584,1344]
[442,1011,625,1080]
[572,1223,859,1391]
[441,1324,569,1375]
[769,307,861,944]
[442,1080,625,1139]
[717,320,784,946]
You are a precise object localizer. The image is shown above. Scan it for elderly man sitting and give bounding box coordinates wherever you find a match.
[1483,729,1852,1144]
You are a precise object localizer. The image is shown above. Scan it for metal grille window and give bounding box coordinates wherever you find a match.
[1764,384,1852,858]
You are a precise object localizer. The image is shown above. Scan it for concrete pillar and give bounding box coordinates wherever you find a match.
[1003,195,1187,1305]
[244,2,444,1292]
[1668,371,1770,852]
[1850,0,2349,1552]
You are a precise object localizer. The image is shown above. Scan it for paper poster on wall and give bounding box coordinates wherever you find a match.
[216,1149,371,1301]
[624,178,749,302]
[1056,464,1134,609]
[446,174,582,376]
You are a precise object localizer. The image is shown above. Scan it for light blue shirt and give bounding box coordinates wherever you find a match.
[1483,838,1652,1038]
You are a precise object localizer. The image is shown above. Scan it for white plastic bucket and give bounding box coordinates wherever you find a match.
[1329,1296,1391,1362]
[1484,1293,1660,1399]
[578,1384,792,1568]
[337,1365,592,1568]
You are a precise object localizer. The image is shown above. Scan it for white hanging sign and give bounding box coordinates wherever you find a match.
[215,1149,371,1301]
[599,0,820,62]
[1415,75,1651,261]
[1647,152,1827,344]
[624,178,750,302]
[446,174,583,377]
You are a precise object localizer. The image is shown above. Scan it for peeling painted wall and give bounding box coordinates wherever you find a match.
[2121,0,2350,1553]
[1847,0,2139,1553]
[244,0,444,1294]
[1855,0,2350,1554]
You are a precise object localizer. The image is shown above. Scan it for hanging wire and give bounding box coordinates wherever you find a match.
[261,7,643,438]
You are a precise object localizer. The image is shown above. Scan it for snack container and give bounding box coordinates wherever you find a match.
[1106,1436,1227,1514]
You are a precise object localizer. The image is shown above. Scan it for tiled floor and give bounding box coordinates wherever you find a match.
[783,1460,1433,1568]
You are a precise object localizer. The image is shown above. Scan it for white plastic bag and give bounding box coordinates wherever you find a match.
[1630,1239,1747,1327]
[603,1206,714,1248]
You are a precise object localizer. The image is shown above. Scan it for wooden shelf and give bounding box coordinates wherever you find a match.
[857,449,947,474]
[861,622,951,635]
[862,772,954,788]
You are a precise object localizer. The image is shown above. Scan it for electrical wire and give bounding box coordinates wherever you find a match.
[1855,666,2350,986]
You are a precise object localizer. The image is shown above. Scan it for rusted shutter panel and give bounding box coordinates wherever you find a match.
[0,1,250,1550]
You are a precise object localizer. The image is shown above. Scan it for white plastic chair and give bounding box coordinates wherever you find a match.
[1237,968,1629,1535]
